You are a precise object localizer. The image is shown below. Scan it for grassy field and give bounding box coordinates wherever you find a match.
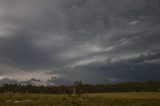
[0,92,160,106]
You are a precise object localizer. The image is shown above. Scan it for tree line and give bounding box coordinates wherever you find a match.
[0,81,160,94]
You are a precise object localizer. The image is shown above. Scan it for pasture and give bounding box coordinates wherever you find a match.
[0,92,160,106]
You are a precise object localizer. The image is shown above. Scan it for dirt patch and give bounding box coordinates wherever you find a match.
[6,99,35,103]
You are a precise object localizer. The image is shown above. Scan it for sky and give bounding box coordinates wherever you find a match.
[0,0,160,85]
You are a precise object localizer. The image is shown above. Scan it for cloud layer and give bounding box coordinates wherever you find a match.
[0,0,160,85]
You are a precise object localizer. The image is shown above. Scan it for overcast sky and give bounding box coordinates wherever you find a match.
[0,0,160,85]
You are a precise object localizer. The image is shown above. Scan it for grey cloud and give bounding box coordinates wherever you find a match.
[0,0,160,84]
[52,50,160,85]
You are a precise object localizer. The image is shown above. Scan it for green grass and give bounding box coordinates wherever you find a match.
[0,92,160,106]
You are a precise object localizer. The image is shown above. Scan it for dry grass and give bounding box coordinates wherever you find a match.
[0,92,160,106]
[88,92,160,99]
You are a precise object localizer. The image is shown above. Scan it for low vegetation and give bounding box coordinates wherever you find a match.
[0,92,160,106]
[0,81,160,94]
[0,81,159,106]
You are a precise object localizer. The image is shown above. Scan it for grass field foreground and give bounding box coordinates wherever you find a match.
[0,92,160,106]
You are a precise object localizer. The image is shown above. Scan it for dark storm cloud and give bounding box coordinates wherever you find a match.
[52,50,160,85]
[0,33,54,69]
[0,0,160,84]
